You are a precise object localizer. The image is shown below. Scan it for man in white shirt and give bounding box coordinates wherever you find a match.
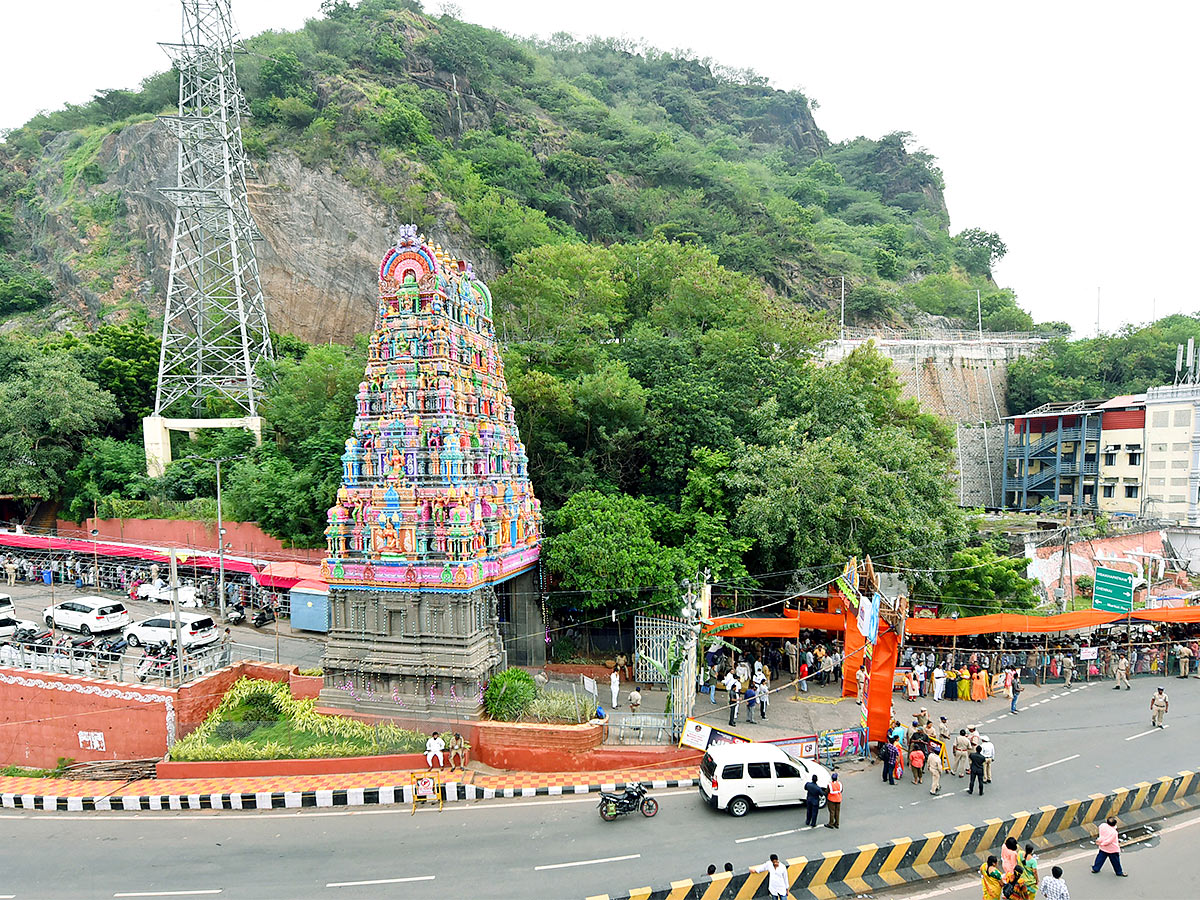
[610,667,621,709]
[425,732,445,769]
[752,668,770,720]
[914,660,927,697]
[750,853,789,900]
[979,734,995,783]
[932,664,946,701]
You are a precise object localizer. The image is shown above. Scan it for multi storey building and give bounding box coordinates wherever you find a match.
[1144,383,1200,524]
[1002,401,1103,512]
[1097,395,1146,516]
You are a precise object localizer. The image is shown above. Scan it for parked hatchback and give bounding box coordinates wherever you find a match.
[42,597,130,635]
[698,741,833,817]
[125,612,218,649]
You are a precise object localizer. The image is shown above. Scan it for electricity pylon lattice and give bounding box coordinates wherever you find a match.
[154,0,271,417]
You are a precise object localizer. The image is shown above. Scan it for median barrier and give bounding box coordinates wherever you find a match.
[587,768,1200,900]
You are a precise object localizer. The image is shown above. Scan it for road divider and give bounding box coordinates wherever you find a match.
[586,768,1200,900]
[0,776,700,812]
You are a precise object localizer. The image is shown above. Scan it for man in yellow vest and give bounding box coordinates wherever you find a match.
[824,772,842,828]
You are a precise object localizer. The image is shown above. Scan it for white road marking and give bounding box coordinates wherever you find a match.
[735,828,802,844]
[114,892,222,898]
[535,853,640,871]
[930,791,956,800]
[984,718,996,723]
[1051,693,1061,698]
[326,876,434,888]
[1025,754,1080,773]
[1126,725,1169,740]
[998,713,1008,718]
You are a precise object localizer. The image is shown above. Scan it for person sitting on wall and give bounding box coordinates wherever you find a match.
[448,732,468,770]
[425,731,445,769]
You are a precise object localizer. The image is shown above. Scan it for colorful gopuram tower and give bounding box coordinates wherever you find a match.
[319,226,543,714]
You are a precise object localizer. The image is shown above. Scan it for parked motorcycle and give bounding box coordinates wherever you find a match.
[95,636,128,664]
[225,602,246,626]
[597,782,658,821]
[252,607,275,629]
[137,642,179,682]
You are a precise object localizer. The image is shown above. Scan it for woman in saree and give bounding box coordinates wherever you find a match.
[957,666,972,701]
[971,667,988,702]
[1020,844,1039,898]
[980,855,1003,900]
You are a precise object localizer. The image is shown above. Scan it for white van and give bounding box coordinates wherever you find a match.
[698,742,833,817]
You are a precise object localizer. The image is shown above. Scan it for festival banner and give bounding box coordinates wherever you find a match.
[679,718,750,751]
[865,627,899,743]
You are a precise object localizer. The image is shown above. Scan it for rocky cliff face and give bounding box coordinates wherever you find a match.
[18,121,498,344]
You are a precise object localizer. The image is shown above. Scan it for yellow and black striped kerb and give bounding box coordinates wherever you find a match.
[591,769,1200,900]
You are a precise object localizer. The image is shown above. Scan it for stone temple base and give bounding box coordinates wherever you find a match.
[318,584,502,716]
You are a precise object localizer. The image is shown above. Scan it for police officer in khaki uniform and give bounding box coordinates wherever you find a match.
[1114,654,1131,690]
[1150,686,1169,728]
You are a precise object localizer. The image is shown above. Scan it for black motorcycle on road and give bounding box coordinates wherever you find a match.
[597,782,658,821]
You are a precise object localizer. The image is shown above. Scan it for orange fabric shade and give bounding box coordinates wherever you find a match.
[704,617,800,639]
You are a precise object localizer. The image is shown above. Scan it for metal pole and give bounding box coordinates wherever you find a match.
[840,275,846,341]
[170,549,183,684]
[216,458,226,621]
[977,288,983,340]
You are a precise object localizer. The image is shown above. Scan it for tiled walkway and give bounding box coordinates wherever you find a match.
[0,763,699,805]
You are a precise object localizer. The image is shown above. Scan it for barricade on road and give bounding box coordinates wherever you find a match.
[586,768,1200,900]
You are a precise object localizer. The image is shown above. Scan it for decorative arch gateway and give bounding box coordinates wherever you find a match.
[319,226,542,714]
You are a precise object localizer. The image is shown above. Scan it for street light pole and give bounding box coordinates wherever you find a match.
[169,547,183,684]
[215,457,226,622]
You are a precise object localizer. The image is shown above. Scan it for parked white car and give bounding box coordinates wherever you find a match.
[137,581,200,607]
[124,612,218,649]
[698,741,833,817]
[42,597,130,635]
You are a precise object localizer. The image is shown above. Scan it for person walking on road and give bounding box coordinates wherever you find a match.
[967,743,986,795]
[1115,653,1131,690]
[1040,865,1070,900]
[856,664,867,705]
[1091,815,1127,876]
[1150,686,1169,728]
[750,853,789,900]
[980,855,1003,899]
[803,774,822,828]
[1062,653,1074,688]
[610,667,621,709]
[824,772,842,828]
[926,745,943,794]
[937,715,951,742]
[1020,843,1039,898]
[1010,672,1023,714]
[881,738,899,785]
[1002,865,1031,899]
[628,685,642,714]
[1001,836,1019,874]
[952,729,970,777]
[980,734,995,783]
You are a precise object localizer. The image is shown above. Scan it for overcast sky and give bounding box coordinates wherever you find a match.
[4,1,1197,337]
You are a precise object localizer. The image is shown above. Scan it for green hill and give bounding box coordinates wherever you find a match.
[0,0,1034,334]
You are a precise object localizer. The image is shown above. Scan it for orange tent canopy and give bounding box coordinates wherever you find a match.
[704,606,1200,639]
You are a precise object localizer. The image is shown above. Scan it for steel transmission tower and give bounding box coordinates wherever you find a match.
[144,0,271,476]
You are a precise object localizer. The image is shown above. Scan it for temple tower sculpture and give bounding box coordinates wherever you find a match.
[319,227,542,714]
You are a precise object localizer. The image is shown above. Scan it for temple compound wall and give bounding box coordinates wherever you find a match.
[319,227,543,715]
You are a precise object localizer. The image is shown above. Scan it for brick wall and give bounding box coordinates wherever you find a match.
[0,667,173,768]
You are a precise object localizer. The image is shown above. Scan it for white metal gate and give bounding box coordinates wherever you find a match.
[634,614,687,684]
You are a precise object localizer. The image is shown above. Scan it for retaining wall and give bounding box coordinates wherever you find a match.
[590,768,1200,900]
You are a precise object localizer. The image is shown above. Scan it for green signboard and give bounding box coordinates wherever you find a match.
[1092,566,1134,613]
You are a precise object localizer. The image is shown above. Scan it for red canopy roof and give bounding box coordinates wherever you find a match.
[0,532,259,575]
[255,561,326,589]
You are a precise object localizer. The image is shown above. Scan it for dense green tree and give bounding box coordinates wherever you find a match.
[544,491,686,615]
[0,354,119,500]
[936,542,1039,615]
[62,437,149,521]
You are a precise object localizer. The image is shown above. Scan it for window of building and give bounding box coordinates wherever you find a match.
[1176,409,1192,427]
[1152,442,1168,452]
[1103,452,1117,466]
[1173,459,1189,469]
[1128,452,1142,465]
[1083,484,1094,496]
[1125,485,1140,499]
[1153,411,1170,428]
[1171,494,1187,503]
[1150,477,1166,486]
[1172,477,1189,486]
[1150,460,1167,470]
[1102,484,1115,498]
[1174,442,1190,452]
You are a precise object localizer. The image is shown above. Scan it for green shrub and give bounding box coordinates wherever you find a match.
[549,636,577,663]
[298,667,324,677]
[483,667,537,721]
[526,688,596,723]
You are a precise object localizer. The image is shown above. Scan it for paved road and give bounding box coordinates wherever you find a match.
[2,581,326,671]
[885,809,1200,900]
[0,677,1193,898]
